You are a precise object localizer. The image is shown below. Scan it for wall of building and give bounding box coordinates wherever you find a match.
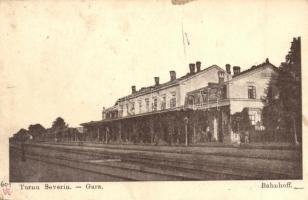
[102,63,277,145]
[228,65,277,114]
[117,84,181,117]
[228,65,277,143]
[179,66,229,106]
[104,66,235,119]
[229,99,263,115]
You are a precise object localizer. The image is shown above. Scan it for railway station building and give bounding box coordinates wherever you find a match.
[81,59,278,145]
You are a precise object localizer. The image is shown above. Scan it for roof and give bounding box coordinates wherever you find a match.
[232,59,278,79]
[116,65,224,103]
[81,105,187,127]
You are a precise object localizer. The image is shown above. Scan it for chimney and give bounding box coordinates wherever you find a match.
[266,58,269,63]
[169,71,176,81]
[154,77,160,86]
[102,107,106,120]
[218,71,225,84]
[189,63,196,74]
[225,64,231,74]
[131,85,136,94]
[196,61,201,72]
[233,66,241,75]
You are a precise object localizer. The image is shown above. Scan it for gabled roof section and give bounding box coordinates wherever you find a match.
[178,65,225,83]
[232,59,278,80]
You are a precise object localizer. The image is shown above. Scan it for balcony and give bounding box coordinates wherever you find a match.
[186,98,230,110]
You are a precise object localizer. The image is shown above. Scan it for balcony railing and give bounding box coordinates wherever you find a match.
[186,98,230,110]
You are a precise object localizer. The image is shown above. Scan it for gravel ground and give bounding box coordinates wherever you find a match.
[10,142,302,182]
[10,148,123,182]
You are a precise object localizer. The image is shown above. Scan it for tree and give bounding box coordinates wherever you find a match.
[51,117,68,131]
[231,108,251,132]
[13,128,31,141]
[278,37,301,144]
[231,108,251,143]
[28,124,46,139]
[262,85,286,141]
[262,37,301,144]
[51,117,68,142]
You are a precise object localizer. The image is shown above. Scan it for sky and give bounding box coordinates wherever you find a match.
[0,0,307,135]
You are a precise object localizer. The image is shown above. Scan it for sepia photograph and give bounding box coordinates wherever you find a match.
[1,0,307,199]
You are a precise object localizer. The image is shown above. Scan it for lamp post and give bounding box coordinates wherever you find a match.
[106,127,109,144]
[54,130,57,143]
[184,117,189,146]
[97,127,100,142]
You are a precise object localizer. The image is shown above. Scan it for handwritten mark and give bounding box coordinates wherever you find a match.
[0,179,12,200]
[6,86,15,89]
[171,0,196,5]
[2,186,12,196]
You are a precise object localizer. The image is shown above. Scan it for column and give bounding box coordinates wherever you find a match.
[118,122,122,143]
[213,117,218,141]
[97,127,100,142]
[131,121,134,143]
[150,118,154,144]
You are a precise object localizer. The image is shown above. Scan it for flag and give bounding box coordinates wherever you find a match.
[181,22,191,60]
[185,32,190,46]
[181,23,190,47]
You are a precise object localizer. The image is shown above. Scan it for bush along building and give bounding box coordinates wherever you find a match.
[81,58,279,145]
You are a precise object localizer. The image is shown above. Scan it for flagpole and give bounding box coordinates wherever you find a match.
[181,21,188,66]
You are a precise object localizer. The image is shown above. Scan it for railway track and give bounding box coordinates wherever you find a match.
[10,147,192,181]
[40,141,301,162]
[10,148,131,181]
[10,142,302,181]
[33,142,301,177]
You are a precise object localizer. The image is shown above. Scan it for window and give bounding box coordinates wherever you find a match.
[119,105,123,117]
[249,114,256,125]
[195,94,201,105]
[125,103,129,115]
[145,98,150,112]
[248,86,256,99]
[130,101,135,114]
[188,95,195,106]
[222,85,227,99]
[161,95,166,110]
[152,97,157,111]
[209,88,217,101]
[201,90,208,103]
[138,100,142,113]
[170,92,176,108]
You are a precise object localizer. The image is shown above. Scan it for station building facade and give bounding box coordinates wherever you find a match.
[81,59,277,144]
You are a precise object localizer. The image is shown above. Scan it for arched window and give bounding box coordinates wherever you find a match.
[188,95,195,105]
